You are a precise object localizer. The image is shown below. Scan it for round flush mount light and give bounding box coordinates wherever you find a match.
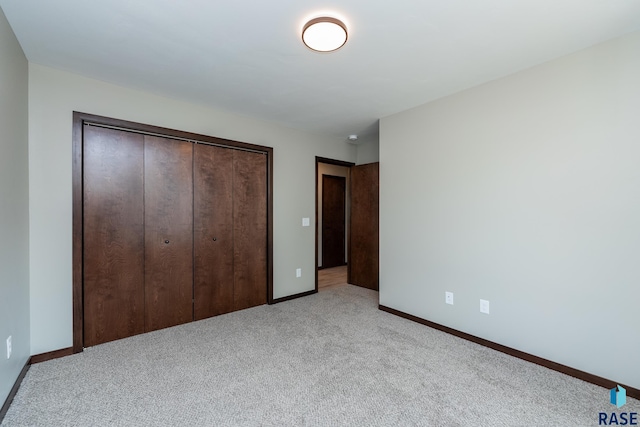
[302,17,348,52]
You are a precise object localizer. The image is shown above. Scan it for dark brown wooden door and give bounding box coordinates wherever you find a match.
[349,162,379,290]
[194,144,234,320]
[144,136,194,331]
[233,150,268,311]
[83,126,145,347]
[322,175,346,268]
[81,121,269,347]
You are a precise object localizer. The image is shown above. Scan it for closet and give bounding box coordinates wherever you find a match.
[77,114,270,348]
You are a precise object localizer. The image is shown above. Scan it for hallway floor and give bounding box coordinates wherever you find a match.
[318,265,347,289]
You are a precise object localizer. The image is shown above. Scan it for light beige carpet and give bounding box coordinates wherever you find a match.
[3,284,638,426]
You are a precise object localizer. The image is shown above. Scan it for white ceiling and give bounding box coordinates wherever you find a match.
[2,0,640,140]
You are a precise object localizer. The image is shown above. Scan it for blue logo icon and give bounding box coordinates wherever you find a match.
[599,385,637,425]
[611,385,627,409]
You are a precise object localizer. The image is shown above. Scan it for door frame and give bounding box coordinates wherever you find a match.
[72,112,274,353]
[315,157,355,291]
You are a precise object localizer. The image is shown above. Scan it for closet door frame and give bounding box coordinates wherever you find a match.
[72,112,274,353]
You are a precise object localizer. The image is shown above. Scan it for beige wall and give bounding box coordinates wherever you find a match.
[0,7,30,405]
[28,64,356,354]
[355,132,380,165]
[317,163,350,267]
[380,31,640,389]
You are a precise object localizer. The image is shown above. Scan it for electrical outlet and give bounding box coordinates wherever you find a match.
[302,218,310,227]
[480,299,490,314]
[296,268,302,278]
[6,336,11,359]
[445,292,454,305]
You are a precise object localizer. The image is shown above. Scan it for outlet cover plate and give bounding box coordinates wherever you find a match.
[480,299,490,314]
[6,336,11,359]
[445,292,454,305]
[296,268,302,278]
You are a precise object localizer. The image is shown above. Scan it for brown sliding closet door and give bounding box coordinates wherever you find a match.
[144,136,194,331]
[83,126,145,347]
[233,150,268,310]
[194,144,234,319]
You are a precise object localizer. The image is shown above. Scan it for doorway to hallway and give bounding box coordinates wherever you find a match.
[315,157,379,292]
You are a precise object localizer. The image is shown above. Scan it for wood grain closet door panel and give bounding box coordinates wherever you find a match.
[83,126,145,347]
[144,136,194,331]
[233,150,267,311]
[194,144,234,320]
[322,175,346,268]
[349,162,379,291]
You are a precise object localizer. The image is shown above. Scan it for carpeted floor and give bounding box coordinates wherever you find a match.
[2,284,638,426]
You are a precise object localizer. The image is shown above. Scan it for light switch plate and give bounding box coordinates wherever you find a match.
[6,336,11,359]
[302,218,310,227]
[296,268,302,278]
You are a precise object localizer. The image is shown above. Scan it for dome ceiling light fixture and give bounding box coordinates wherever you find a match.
[302,16,348,52]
